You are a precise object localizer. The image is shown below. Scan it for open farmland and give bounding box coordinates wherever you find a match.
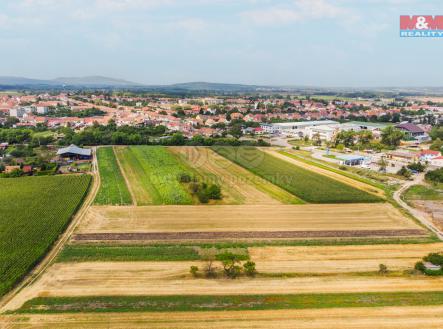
[94,147,132,205]
[212,146,382,203]
[0,175,91,297]
[114,146,196,205]
[169,147,301,204]
[249,243,443,273]
[74,203,425,242]
[4,306,443,328]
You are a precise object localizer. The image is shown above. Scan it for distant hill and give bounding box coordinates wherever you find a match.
[0,76,142,88]
[170,82,264,92]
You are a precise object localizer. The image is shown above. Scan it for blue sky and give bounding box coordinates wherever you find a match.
[0,0,442,87]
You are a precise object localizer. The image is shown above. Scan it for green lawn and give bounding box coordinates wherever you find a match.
[94,147,132,205]
[212,147,382,203]
[115,146,198,205]
[15,291,443,313]
[0,175,91,297]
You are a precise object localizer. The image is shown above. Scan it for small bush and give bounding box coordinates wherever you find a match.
[190,265,199,277]
[378,264,388,275]
[243,261,257,277]
[415,261,425,272]
[178,173,192,183]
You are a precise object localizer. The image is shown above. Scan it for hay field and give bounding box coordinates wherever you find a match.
[7,260,443,312]
[77,204,423,236]
[4,306,443,329]
[249,243,443,273]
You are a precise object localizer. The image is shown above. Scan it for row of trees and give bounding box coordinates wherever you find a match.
[332,126,405,150]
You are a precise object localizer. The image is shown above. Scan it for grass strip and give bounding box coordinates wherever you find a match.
[57,245,201,262]
[15,291,443,313]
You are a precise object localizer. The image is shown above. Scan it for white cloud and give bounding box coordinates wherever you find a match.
[241,0,357,26]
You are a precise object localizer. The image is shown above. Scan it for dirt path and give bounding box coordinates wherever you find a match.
[0,147,101,313]
[4,306,443,328]
[393,173,443,240]
[264,148,385,198]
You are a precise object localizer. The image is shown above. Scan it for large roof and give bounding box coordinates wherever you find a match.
[57,144,91,156]
[395,123,424,133]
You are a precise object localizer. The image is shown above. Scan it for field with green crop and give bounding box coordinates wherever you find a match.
[0,175,91,297]
[94,147,132,205]
[16,291,443,313]
[114,146,197,205]
[212,147,382,203]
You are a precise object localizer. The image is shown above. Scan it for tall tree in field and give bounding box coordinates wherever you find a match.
[381,126,404,147]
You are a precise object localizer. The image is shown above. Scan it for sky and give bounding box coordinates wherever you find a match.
[0,0,442,87]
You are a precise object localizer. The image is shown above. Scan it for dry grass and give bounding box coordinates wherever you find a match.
[77,204,422,234]
[249,243,443,273]
[3,306,443,328]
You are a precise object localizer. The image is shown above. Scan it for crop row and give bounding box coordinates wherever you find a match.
[212,146,382,203]
[94,147,132,205]
[0,175,91,297]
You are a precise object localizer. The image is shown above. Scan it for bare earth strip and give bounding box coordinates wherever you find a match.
[6,261,443,311]
[265,148,385,198]
[76,204,423,235]
[169,147,300,204]
[4,306,443,329]
[250,243,443,273]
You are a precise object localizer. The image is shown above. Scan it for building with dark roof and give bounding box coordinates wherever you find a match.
[395,123,429,142]
[56,144,92,160]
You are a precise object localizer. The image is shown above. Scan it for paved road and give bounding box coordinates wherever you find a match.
[393,173,443,240]
[0,147,100,312]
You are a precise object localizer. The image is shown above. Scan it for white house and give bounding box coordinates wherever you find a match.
[419,150,441,162]
[430,156,443,168]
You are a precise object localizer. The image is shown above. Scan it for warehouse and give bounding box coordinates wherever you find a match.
[57,144,92,160]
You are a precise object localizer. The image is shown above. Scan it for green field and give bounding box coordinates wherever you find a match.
[94,147,132,205]
[57,245,201,262]
[0,175,91,297]
[15,291,443,313]
[403,185,443,202]
[213,147,382,203]
[114,146,198,205]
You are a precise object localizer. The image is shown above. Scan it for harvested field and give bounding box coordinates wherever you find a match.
[169,147,301,204]
[249,243,443,273]
[4,306,443,329]
[76,204,423,240]
[7,261,443,311]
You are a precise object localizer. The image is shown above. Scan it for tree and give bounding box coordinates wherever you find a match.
[228,124,243,138]
[381,126,404,147]
[199,248,217,278]
[429,126,443,140]
[430,138,443,152]
[216,252,248,279]
[425,168,443,184]
[397,166,412,178]
[407,162,426,172]
[377,157,388,173]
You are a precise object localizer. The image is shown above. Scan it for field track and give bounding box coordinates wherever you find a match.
[266,149,385,198]
[3,306,443,328]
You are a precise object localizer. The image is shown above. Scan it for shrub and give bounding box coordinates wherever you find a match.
[397,166,412,178]
[425,168,443,184]
[423,253,443,266]
[243,261,257,277]
[178,173,192,183]
[190,266,199,277]
[378,264,388,275]
[415,261,425,272]
[407,162,426,172]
